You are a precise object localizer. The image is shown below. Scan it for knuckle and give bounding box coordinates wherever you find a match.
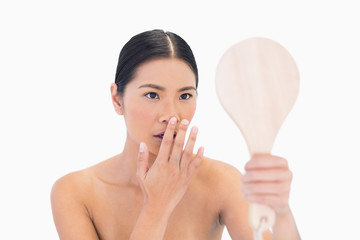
[244,161,252,170]
[280,157,289,167]
[189,132,197,141]
[175,140,183,148]
[186,164,194,174]
[253,155,263,163]
[182,150,192,159]
[249,172,258,181]
[169,165,178,175]
[280,183,289,193]
[158,159,167,168]
[180,171,187,181]
[286,170,293,180]
[279,197,288,207]
[260,195,268,203]
[188,159,200,172]
[243,172,252,182]
[193,161,201,169]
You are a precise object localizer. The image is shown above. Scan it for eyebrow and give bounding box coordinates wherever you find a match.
[138,84,197,92]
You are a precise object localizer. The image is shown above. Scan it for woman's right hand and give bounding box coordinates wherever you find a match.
[136,116,204,215]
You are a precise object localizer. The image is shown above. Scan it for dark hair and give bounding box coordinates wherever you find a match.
[115,29,198,95]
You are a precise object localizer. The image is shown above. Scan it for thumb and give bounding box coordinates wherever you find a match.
[137,142,149,179]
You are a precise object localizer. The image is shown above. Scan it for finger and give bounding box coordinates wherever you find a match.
[180,126,198,170]
[157,117,177,162]
[242,193,278,204]
[242,182,290,195]
[242,194,290,215]
[186,146,204,179]
[170,119,189,167]
[242,169,293,183]
[137,142,149,179]
[245,155,289,170]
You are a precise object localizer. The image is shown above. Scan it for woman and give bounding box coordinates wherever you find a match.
[51,29,300,239]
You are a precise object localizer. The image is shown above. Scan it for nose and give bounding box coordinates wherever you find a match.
[159,100,180,124]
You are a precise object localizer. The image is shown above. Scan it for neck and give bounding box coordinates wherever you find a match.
[120,133,157,186]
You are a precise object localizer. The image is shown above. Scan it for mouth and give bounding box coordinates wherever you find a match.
[153,132,177,142]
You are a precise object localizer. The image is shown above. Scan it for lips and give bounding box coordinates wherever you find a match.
[153,132,177,142]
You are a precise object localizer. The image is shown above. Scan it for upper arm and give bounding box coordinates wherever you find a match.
[218,164,272,240]
[51,173,99,240]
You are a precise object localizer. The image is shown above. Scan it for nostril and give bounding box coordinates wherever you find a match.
[160,117,179,124]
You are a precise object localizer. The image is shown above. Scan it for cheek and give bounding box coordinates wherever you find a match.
[130,107,153,119]
[123,106,156,142]
[125,105,156,127]
[121,96,154,129]
[184,102,197,121]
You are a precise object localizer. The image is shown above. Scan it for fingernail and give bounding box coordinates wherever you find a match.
[139,142,145,152]
[181,119,189,126]
[192,126,198,134]
[170,117,177,125]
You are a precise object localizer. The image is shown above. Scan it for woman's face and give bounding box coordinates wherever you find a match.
[119,58,197,155]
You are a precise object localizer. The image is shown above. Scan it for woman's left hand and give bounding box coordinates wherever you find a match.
[241,154,293,215]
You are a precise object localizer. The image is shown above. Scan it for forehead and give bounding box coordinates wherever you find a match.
[131,58,196,88]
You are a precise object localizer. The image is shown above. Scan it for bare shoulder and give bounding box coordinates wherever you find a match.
[51,154,122,207]
[50,169,96,226]
[51,155,117,200]
[195,156,243,197]
[50,158,117,239]
[51,169,93,201]
[198,156,243,184]
[197,157,253,237]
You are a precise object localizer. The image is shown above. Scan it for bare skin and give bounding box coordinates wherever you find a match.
[51,58,300,240]
[52,154,246,239]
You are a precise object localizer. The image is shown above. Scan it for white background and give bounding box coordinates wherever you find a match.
[1,0,359,239]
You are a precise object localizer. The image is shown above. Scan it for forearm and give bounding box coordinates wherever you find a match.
[272,207,301,240]
[129,204,172,240]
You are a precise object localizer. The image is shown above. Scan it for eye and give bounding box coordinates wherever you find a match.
[179,93,192,100]
[145,92,159,99]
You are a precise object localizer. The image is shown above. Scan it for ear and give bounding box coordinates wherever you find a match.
[110,83,124,115]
